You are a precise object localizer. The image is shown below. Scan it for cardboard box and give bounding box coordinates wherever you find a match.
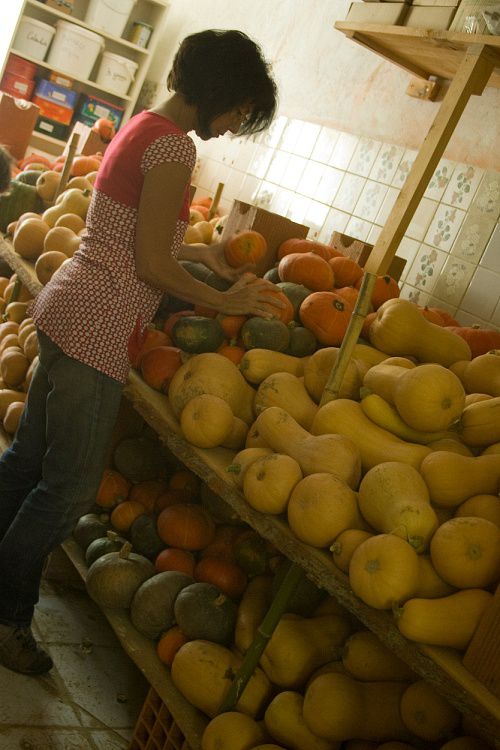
[220,200,309,276]
[404,5,457,28]
[75,94,124,131]
[0,93,39,160]
[63,121,110,156]
[32,96,74,125]
[330,231,406,281]
[346,2,409,23]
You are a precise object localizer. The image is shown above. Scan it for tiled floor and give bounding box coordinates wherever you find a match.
[0,554,148,750]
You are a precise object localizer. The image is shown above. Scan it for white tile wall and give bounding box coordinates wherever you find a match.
[192,116,500,331]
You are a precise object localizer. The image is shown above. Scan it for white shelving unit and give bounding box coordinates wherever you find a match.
[1,0,169,155]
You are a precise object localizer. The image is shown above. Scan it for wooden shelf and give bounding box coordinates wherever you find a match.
[60,539,206,750]
[333,23,500,88]
[123,369,500,748]
[0,236,42,298]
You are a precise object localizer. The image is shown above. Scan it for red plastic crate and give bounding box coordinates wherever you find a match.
[128,687,193,750]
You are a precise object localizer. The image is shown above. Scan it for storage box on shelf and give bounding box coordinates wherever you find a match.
[1,0,169,156]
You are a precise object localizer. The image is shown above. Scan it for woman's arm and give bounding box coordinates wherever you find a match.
[135,161,280,316]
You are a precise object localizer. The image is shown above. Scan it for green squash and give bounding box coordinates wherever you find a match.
[85,531,127,567]
[0,181,44,232]
[172,315,225,353]
[241,317,290,352]
[130,571,194,639]
[174,582,237,644]
[73,513,111,551]
[113,436,166,483]
[14,169,44,186]
[204,271,232,291]
[129,515,165,561]
[284,325,317,357]
[179,259,212,282]
[264,266,280,284]
[277,282,311,320]
[86,542,155,609]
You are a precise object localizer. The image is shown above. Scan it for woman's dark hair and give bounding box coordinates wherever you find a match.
[167,29,277,136]
[0,146,13,194]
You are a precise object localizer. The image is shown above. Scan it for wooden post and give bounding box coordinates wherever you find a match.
[208,182,224,220]
[53,132,80,202]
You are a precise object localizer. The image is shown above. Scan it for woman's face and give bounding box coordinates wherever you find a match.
[196,104,252,140]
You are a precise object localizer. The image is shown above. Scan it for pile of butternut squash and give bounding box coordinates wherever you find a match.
[0,307,38,435]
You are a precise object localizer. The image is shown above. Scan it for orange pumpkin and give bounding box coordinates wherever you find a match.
[217,314,247,340]
[260,287,294,324]
[155,547,196,576]
[224,230,267,268]
[420,306,445,325]
[361,311,377,339]
[131,324,172,368]
[110,500,146,532]
[336,286,359,308]
[428,307,460,327]
[96,468,130,509]
[155,488,185,512]
[278,252,334,292]
[156,503,215,550]
[446,326,500,358]
[200,525,242,563]
[70,155,101,176]
[329,256,363,287]
[194,556,247,599]
[193,304,218,318]
[277,238,340,260]
[218,343,245,365]
[299,291,354,345]
[129,479,168,513]
[169,469,200,500]
[140,346,183,392]
[356,274,400,310]
[156,626,189,666]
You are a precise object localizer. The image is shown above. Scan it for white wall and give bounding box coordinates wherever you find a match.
[150,0,500,170]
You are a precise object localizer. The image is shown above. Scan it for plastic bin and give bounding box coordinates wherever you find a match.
[5,54,37,80]
[13,17,56,62]
[85,0,136,38]
[96,51,138,96]
[0,72,35,101]
[46,20,104,81]
[128,687,193,750]
[76,93,124,129]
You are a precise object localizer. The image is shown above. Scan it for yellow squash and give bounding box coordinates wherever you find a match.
[239,348,309,384]
[459,396,500,447]
[243,453,302,514]
[419,452,500,506]
[429,516,500,589]
[264,691,340,750]
[254,372,317,429]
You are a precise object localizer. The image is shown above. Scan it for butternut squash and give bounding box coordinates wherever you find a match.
[459,396,500,447]
[243,453,302,514]
[303,347,366,402]
[430,517,500,589]
[245,422,270,449]
[287,473,360,548]
[439,738,492,750]
[450,351,500,396]
[311,399,431,472]
[239,348,309,384]
[264,691,340,750]
[180,394,234,448]
[394,589,493,649]
[342,630,415,681]
[399,680,461,742]
[483,442,500,455]
[0,349,29,388]
[234,575,272,653]
[255,407,361,489]
[3,400,24,435]
[455,494,500,527]
[360,393,458,444]
[349,534,420,610]
[358,462,438,553]
[226,447,273,488]
[0,388,26,418]
[369,298,471,366]
[419,452,500,506]
[331,529,373,573]
[364,362,465,432]
[201,712,266,750]
[464,393,492,406]
[303,672,410,742]
[427,438,473,456]
[171,640,272,718]
[259,613,351,689]
[414,555,455,599]
[254,372,317,429]
[221,416,248,450]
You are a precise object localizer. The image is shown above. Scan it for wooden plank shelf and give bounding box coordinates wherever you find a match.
[333,23,500,88]
[0,235,43,297]
[123,370,500,749]
[61,539,207,750]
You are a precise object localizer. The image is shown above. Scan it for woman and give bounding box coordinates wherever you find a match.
[0,29,280,675]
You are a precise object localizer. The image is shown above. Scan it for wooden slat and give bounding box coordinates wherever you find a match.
[0,235,42,297]
[334,23,500,87]
[123,370,500,748]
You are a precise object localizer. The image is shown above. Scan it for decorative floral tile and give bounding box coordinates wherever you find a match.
[238,174,262,204]
[424,159,455,201]
[317,207,351,243]
[332,173,366,213]
[369,143,405,185]
[329,132,360,170]
[424,204,466,251]
[432,256,476,307]
[441,163,484,210]
[480,223,500,272]
[376,186,400,226]
[286,194,313,224]
[469,170,500,220]
[253,180,276,209]
[405,245,448,293]
[391,149,418,187]
[292,122,322,158]
[303,201,330,239]
[269,188,294,217]
[399,284,430,307]
[247,145,274,178]
[279,119,305,153]
[353,180,388,223]
[315,166,344,205]
[266,151,290,185]
[261,115,288,148]
[280,154,308,191]
[395,237,421,282]
[311,126,340,164]
[348,137,382,177]
[460,266,500,320]
[345,217,372,242]
[406,198,439,242]
[450,214,496,264]
[296,160,326,197]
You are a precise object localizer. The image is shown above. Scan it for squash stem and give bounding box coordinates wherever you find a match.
[320,271,376,406]
[216,561,303,714]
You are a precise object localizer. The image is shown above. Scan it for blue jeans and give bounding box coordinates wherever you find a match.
[0,331,122,627]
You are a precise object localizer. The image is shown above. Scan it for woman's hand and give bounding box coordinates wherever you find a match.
[197,241,255,281]
[218,273,285,317]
